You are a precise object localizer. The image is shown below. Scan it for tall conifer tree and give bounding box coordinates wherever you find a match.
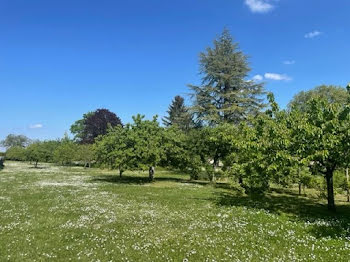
[162,95,194,130]
[189,29,266,125]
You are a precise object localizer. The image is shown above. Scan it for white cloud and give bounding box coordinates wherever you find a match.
[252,74,264,81]
[304,30,322,39]
[283,60,295,65]
[29,124,43,129]
[245,0,274,13]
[264,73,292,81]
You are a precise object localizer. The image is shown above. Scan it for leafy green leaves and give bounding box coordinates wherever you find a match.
[95,115,163,174]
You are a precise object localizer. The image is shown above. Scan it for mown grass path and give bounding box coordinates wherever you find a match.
[1,161,350,261]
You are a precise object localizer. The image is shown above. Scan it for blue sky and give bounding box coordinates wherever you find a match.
[1,0,349,144]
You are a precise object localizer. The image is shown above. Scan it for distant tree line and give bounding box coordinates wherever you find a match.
[4,135,94,168]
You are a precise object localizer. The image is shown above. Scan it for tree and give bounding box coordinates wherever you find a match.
[288,85,349,111]
[38,140,61,163]
[161,126,203,179]
[188,125,236,182]
[53,134,77,165]
[26,142,46,167]
[5,146,27,161]
[95,115,163,181]
[94,125,132,176]
[70,111,93,142]
[189,29,266,126]
[226,93,295,193]
[288,97,350,211]
[162,96,194,131]
[1,134,31,149]
[71,109,123,144]
[289,85,350,201]
[127,115,163,181]
[76,144,94,168]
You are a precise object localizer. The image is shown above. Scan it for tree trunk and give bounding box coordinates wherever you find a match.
[211,157,219,183]
[238,176,243,186]
[346,168,349,202]
[149,166,155,182]
[213,157,219,168]
[298,167,302,195]
[35,160,38,168]
[209,170,216,183]
[325,169,336,212]
[0,157,4,169]
[119,170,123,178]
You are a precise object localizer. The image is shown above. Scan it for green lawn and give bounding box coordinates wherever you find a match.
[1,161,350,261]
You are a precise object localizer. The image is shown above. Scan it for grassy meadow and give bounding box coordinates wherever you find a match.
[1,161,350,261]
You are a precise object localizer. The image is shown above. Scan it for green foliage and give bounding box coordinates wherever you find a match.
[189,29,266,125]
[26,142,47,167]
[288,85,349,111]
[70,111,94,142]
[1,134,31,149]
[227,95,289,193]
[39,140,61,163]
[299,172,313,191]
[53,136,77,166]
[128,115,163,171]
[174,124,236,182]
[310,176,328,199]
[94,125,130,174]
[76,144,94,168]
[225,90,350,209]
[289,97,350,210]
[161,126,191,171]
[5,146,27,161]
[5,140,61,165]
[333,170,348,193]
[95,115,163,177]
[162,95,194,131]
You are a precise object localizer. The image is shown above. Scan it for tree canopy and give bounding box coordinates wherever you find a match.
[288,85,349,111]
[162,95,194,130]
[71,109,123,144]
[1,134,31,149]
[189,29,266,125]
[95,114,163,180]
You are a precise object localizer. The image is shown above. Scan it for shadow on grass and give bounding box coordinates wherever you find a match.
[91,174,191,185]
[214,189,350,239]
[28,166,49,169]
[91,172,350,239]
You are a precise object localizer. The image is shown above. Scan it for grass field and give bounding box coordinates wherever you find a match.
[1,161,350,261]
